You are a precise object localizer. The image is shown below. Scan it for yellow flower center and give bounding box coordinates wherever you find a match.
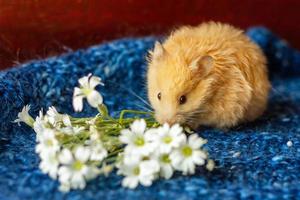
[134,137,145,146]
[133,167,140,175]
[82,88,92,96]
[163,136,172,144]
[72,160,84,171]
[161,154,171,163]
[46,139,53,146]
[182,146,193,157]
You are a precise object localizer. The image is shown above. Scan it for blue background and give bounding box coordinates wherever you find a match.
[0,27,299,200]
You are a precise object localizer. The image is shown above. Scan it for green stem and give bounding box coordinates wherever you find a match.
[107,148,123,157]
[118,110,154,124]
[104,156,118,163]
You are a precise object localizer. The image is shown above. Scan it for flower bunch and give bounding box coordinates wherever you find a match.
[117,119,214,188]
[22,106,110,192]
[15,74,214,192]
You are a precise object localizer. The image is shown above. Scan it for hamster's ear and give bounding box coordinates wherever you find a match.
[148,41,166,62]
[190,55,214,76]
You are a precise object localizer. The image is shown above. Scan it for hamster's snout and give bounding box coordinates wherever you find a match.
[155,113,177,126]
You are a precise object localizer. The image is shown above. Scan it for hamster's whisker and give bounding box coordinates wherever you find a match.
[270,86,287,99]
[189,110,206,115]
[178,109,207,124]
[183,116,197,125]
[176,113,197,125]
[118,85,153,109]
[135,104,153,112]
[185,115,199,120]
[107,82,153,112]
[180,109,206,117]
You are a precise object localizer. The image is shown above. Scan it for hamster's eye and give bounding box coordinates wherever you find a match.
[157,92,161,100]
[179,95,187,105]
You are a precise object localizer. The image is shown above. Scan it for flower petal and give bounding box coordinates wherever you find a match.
[160,165,173,179]
[59,182,71,192]
[85,166,100,180]
[144,128,159,142]
[170,124,183,136]
[170,150,182,167]
[89,76,104,89]
[122,176,139,189]
[186,159,196,174]
[73,95,84,112]
[59,149,73,164]
[188,134,207,149]
[119,129,134,144]
[14,105,34,126]
[192,150,207,165]
[71,173,86,189]
[139,175,153,186]
[87,90,103,108]
[73,87,83,96]
[158,123,169,137]
[75,146,90,162]
[130,119,146,134]
[140,160,159,175]
[58,166,72,182]
[78,75,90,88]
[123,150,142,165]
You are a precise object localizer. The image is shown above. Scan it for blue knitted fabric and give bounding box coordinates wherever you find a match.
[0,27,299,200]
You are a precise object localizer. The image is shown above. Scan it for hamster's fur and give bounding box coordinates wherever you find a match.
[147,22,271,129]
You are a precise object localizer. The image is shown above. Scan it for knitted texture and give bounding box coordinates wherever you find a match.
[0,27,299,200]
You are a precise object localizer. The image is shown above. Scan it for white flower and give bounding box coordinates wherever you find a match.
[14,105,34,127]
[170,134,207,175]
[90,144,107,161]
[59,182,71,192]
[85,128,107,161]
[85,137,108,162]
[45,106,85,135]
[58,147,99,190]
[146,123,185,153]
[35,129,60,156]
[206,159,215,171]
[287,140,293,147]
[119,119,155,164]
[39,151,59,179]
[33,110,49,136]
[117,159,160,189]
[154,152,174,179]
[46,106,71,127]
[73,73,104,112]
[99,162,113,176]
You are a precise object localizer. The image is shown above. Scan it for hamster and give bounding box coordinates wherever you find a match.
[147,22,271,129]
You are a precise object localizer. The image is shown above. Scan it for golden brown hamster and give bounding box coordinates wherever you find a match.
[147,22,271,129]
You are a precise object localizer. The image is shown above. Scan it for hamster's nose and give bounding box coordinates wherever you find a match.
[165,118,176,126]
[155,113,177,125]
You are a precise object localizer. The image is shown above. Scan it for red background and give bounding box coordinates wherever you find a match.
[0,0,299,69]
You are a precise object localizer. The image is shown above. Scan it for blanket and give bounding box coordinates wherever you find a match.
[0,27,299,200]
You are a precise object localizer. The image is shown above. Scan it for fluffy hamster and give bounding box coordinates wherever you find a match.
[147,22,271,129]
